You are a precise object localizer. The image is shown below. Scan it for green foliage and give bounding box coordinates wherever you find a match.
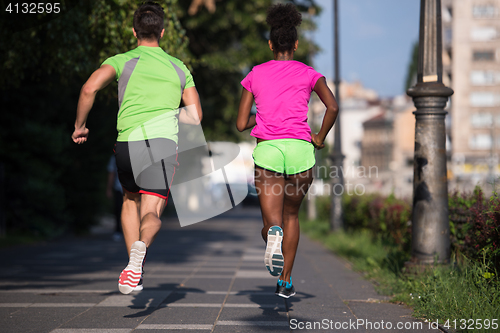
[315,190,500,269]
[315,193,412,251]
[89,0,191,67]
[399,258,500,331]
[0,0,190,89]
[449,187,500,270]
[303,190,500,328]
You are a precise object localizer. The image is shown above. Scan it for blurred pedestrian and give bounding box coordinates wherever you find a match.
[236,3,338,298]
[106,155,123,242]
[72,1,202,294]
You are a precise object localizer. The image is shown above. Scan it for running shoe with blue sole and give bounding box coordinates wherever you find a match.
[265,226,284,276]
[276,278,296,298]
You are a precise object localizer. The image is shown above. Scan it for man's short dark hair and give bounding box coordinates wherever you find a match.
[133,2,165,41]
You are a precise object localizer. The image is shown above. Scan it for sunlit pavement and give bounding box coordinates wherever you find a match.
[0,207,437,333]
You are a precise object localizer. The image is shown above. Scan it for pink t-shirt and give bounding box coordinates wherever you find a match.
[241,60,324,142]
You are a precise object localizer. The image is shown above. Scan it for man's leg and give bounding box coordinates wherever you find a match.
[139,193,166,248]
[121,190,141,256]
[118,192,165,295]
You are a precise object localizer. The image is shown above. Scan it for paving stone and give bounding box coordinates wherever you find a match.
[141,307,220,324]
[3,307,89,333]
[163,291,226,305]
[180,278,233,292]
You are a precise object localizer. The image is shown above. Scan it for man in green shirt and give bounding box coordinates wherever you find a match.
[72,2,202,294]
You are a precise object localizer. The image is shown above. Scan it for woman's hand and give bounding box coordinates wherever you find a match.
[311,133,325,150]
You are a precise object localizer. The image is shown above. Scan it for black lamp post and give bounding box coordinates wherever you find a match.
[330,0,344,231]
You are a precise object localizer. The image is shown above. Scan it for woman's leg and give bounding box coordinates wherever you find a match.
[280,168,314,283]
[254,167,285,240]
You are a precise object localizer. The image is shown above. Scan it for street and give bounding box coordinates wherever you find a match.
[1,207,436,332]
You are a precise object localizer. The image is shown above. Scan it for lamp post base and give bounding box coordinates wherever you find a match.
[403,258,450,275]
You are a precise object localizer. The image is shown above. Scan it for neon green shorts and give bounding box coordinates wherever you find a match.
[253,139,315,175]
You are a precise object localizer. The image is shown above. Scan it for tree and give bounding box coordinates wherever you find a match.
[0,0,190,89]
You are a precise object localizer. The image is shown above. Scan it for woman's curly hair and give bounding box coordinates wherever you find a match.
[266,3,302,54]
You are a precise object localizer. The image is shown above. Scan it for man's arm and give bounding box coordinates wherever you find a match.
[72,64,116,144]
[178,86,203,125]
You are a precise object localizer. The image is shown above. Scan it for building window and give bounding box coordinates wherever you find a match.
[471,113,493,127]
[470,92,500,107]
[445,28,453,44]
[469,134,492,150]
[473,50,496,61]
[444,6,453,21]
[470,71,499,85]
[471,27,498,41]
[473,5,498,18]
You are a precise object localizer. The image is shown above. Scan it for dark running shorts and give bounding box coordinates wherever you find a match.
[114,138,178,200]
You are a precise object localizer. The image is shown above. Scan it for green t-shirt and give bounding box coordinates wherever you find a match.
[102,46,194,143]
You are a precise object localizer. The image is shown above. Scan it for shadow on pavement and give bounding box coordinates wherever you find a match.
[0,214,247,291]
[123,283,199,318]
[284,290,316,310]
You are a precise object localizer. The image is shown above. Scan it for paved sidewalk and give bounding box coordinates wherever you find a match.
[1,207,439,332]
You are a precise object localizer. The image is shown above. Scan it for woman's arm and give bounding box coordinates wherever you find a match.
[236,88,256,132]
[311,77,339,149]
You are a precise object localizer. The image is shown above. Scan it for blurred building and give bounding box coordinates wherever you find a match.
[360,96,415,197]
[392,97,417,198]
[309,80,380,167]
[361,112,393,172]
[444,0,500,191]
[309,81,415,197]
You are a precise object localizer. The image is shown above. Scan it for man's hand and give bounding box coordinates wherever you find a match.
[180,87,203,125]
[72,127,89,144]
[311,133,325,150]
[178,104,201,125]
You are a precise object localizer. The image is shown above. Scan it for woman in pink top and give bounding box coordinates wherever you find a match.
[237,3,339,298]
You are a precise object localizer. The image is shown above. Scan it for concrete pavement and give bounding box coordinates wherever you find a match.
[0,207,440,332]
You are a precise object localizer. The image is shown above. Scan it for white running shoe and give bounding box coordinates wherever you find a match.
[133,278,143,291]
[118,241,147,294]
